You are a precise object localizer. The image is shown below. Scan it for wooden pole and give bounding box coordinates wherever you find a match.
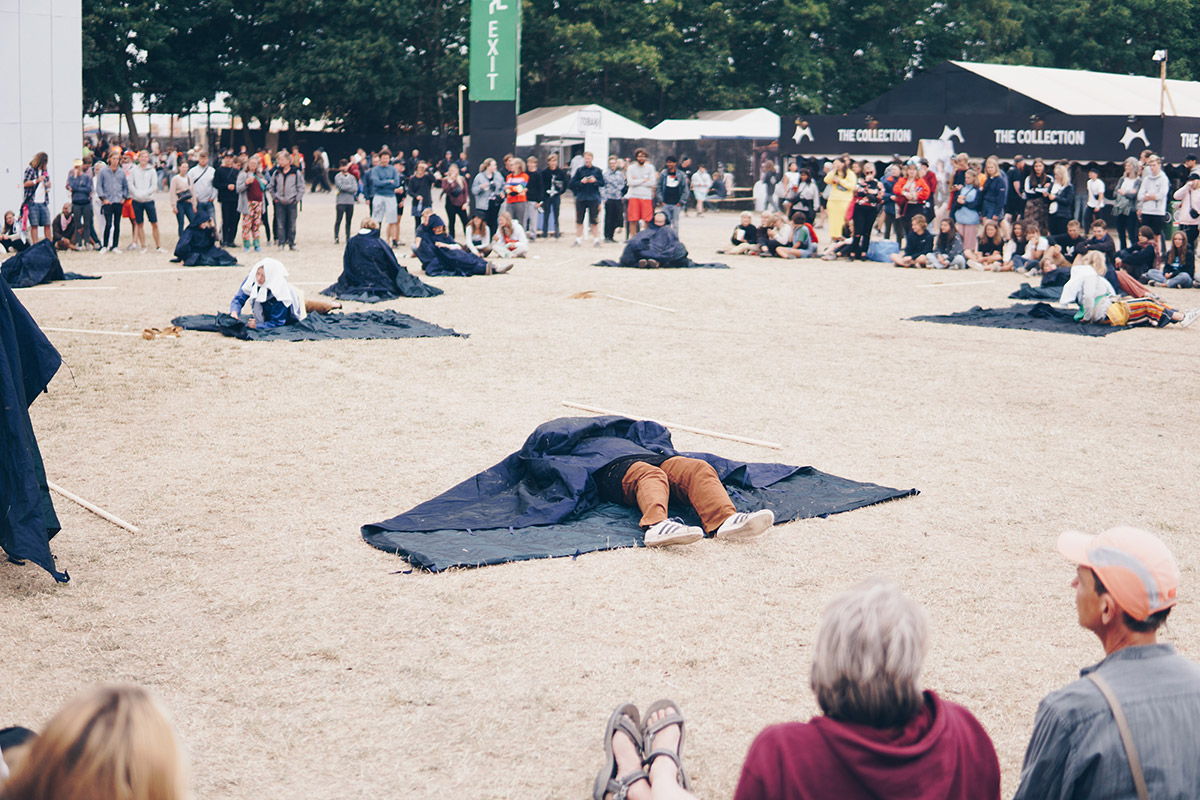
[562,401,783,450]
[48,482,140,533]
[604,294,677,313]
[41,327,143,337]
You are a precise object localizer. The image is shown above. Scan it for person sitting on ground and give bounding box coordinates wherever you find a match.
[1011,527,1200,799]
[998,220,1026,269]
[418,214,511,277]
[1004,222,1048,274]
[777,212,817,259]
[322,217,442,301]
[1081,218,1117,269]
[731,579,1002,800]
[1,685,189,800]
[930,218,966,269]
[464,213,491,257]
[230,257,340,330]
[1,211,28,253]
[491,211,529,258]
[965,219,1004,270]
[1147,230,1194,289]
[890,214,934,268]
[49,203,78,251]
[1116,225,1159,282]
[759,213,793,258]
[719,212,758,255]
[820,220,859,261]
[1059,251,1198,328]
[1040,219,1087,276]
[618,210,691,268]
[172,210,237,266]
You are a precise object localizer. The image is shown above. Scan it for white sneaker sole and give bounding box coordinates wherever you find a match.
[644,529,704,547]
[714,511,775,541]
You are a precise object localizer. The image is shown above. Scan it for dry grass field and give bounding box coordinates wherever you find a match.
[3,191,1199,799]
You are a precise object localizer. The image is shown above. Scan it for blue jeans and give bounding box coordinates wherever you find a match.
[195,200,215,220]
[1146,269,1194,288]
[175,203,195,237]
[662,204,681,232]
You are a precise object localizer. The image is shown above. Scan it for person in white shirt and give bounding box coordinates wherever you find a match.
[625,148,657,237]
[1172,170,1200,262]
[1136,154,1170,256]
[690,165,714,216]
[127,150,165,252]
[1084,166,1106,231]
[491,211,529,258]
[187,150,218,220]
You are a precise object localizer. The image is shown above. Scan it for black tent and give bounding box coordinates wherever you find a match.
[783,60,1200,162]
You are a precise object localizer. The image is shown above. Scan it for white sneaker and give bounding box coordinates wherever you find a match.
[713,509,775,541]
[643,519,704,548]
[156,247,167,253]
[1180,308,1200,328]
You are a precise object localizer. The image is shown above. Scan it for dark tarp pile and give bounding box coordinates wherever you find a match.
[322,229,443,302]
[416,216,490,277]
[910,302,1128,336]
[171,310,465,341]
[594,223,729,269]
[172,212,238,267]
[0,273,67,582]
[1009,283,1062,302]
[2,240,99,287]
[362,415,917,571]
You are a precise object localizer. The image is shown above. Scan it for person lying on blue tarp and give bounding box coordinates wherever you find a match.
[416,213,512,277]
[172,210,238,267]
[229,258,339,330]
[594,450,775,546]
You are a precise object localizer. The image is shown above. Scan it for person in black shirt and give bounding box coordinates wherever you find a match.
[720,212,758,254]
[540,153,567,238]
[1004,155,1027,234]
[847,163,884,260]
[965,220,1004,270]
[593,454,775,547]
[1115,225,1158,281]
[524,155,544,240]
[1146,230,1195,288]
[1080,219,1117,269]
[1041,219,1086,271]
[214,151,241,246]
[890,214,934,268]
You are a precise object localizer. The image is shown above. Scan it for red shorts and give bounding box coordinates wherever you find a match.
[627,197,653,222]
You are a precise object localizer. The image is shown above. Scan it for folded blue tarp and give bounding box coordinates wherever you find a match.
[910,302,1127,336]
[2,240,99,287]
[363,416,917,571]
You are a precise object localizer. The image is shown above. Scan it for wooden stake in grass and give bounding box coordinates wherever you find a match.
[48,482,140,533]
[562,401,783,450]
[569,290,677,313]
[42,327,144,338]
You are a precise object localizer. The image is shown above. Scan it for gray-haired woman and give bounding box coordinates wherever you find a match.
[732,580,1001,800]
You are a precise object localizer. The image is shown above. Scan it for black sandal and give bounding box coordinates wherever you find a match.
[593,703,649,800]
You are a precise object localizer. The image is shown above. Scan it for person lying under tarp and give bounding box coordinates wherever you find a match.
[172,210,238,267]
[0,272,68,582]
[362,415,917,572]
[619,211,690,268]
[416,213,512,277]
[230,258,340,330]
[321,218,443,302]
[1058,251,1198,329]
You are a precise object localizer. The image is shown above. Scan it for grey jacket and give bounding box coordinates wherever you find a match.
[334,171,358,204]
[270,167,305,205]
[96,164,128,203]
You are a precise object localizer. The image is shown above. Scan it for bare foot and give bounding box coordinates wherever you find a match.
[645,707,694,799]
[608,717,651,800]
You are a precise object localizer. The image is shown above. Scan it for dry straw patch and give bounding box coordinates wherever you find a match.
[2,193,1198,798]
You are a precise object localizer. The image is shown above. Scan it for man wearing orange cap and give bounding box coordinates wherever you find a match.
[1012,527,1200,799]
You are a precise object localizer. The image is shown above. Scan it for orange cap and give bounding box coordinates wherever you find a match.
[1058,527,1179,621]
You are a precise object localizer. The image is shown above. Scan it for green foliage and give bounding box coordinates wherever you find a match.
[80,0,1200,131]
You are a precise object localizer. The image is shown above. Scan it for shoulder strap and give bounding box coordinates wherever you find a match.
[1088,672,1150,800]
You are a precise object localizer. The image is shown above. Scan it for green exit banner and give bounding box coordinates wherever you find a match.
[469,0,521,102]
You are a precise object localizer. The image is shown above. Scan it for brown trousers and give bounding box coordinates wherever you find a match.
[620,456,736,533]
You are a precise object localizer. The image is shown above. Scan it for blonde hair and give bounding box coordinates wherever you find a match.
[1081,250,1107,275]
[4,686,189,800]
[1054,163,1070,185]
[810,580,929,728]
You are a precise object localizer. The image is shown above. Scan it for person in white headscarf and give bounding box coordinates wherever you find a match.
[229,258,339,329]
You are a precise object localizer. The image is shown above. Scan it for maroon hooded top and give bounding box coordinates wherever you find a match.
[732,691,1000,800]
